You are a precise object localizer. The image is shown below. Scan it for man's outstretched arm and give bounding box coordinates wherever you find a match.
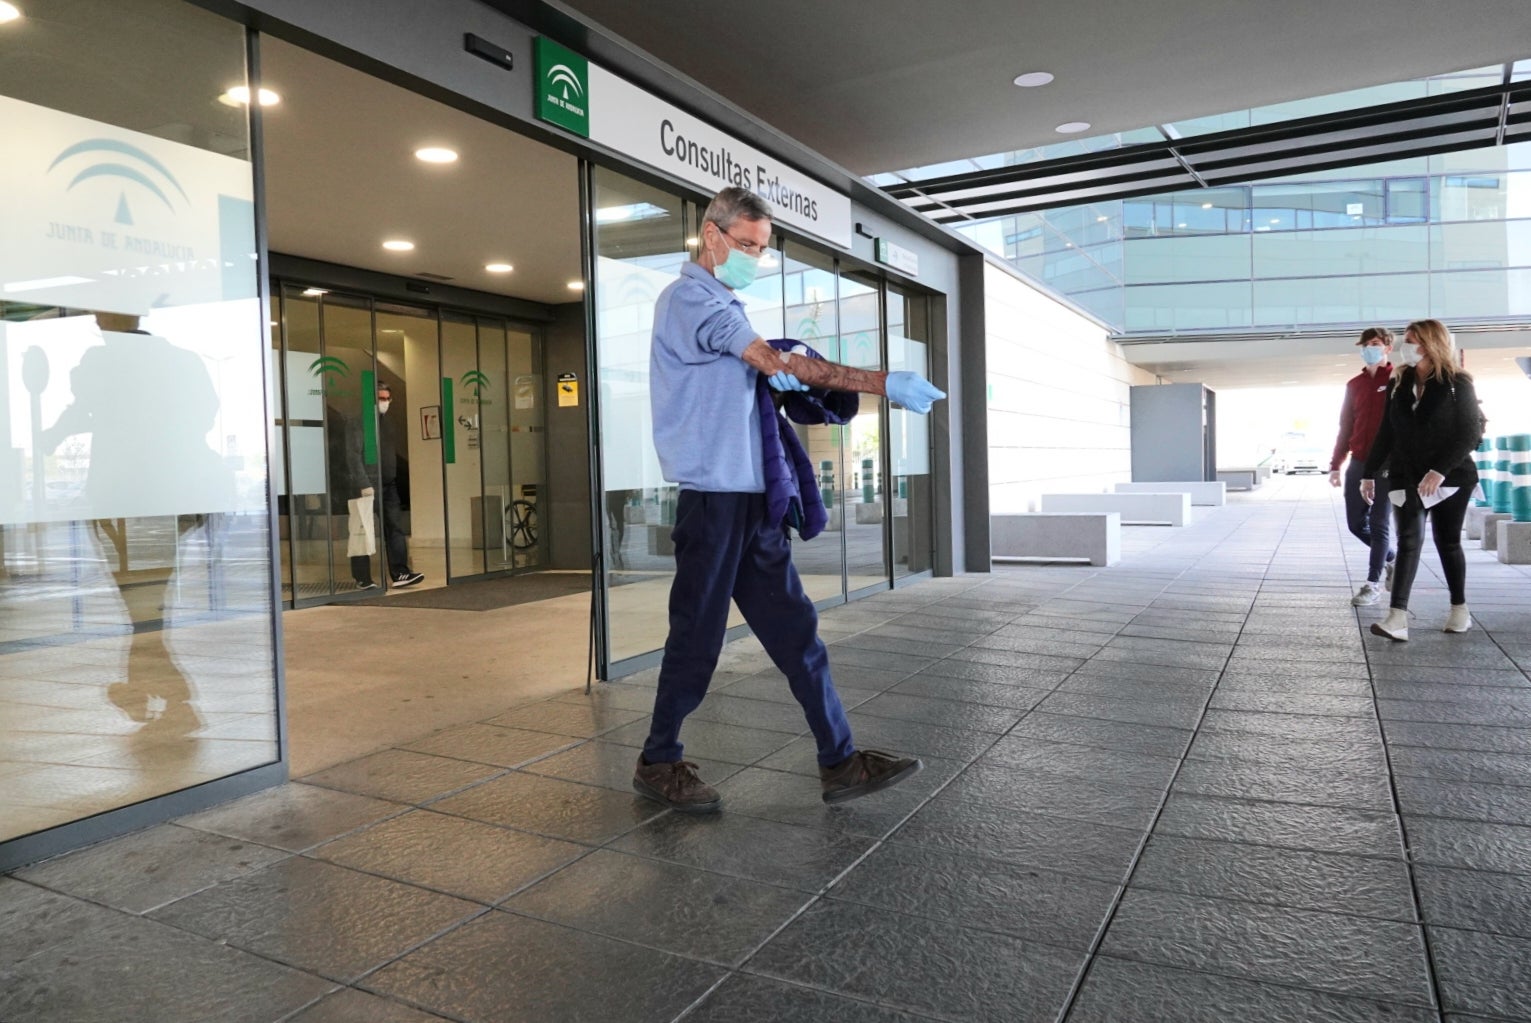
[740,338,945,413]
[740,338,886,395]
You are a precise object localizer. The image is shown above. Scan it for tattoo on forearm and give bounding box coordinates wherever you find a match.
[742,338,887,396]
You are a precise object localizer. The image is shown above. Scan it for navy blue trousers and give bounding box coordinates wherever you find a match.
[642,490,855,769]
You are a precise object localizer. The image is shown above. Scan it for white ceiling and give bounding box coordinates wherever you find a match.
[259,37,583,305]
[554,0,1531,175]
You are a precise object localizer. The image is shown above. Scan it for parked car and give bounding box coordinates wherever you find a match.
[1279,447,1326,474]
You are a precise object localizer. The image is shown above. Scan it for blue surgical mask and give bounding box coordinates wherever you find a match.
[1360,346,1386,366]
[713,248,760,290]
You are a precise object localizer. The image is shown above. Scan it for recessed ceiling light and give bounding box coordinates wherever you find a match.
[415,147,458,163]
[567,280,585,291]
[219,85,281,107]
[485,262,513,273]
[382,239,415,251]
[1201,202,1213,209]
[1054,121,1091,134]
[1012,71,1054,88]
[0,3,22,23]
[301,287,328,296]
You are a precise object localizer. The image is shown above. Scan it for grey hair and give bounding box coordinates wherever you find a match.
[703,186,772,231]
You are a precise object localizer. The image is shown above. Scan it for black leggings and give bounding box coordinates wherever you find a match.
[1388,484,1472,609]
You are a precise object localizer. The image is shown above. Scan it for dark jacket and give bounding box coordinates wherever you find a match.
[1362,366,1482,491]
[755,339,858,540]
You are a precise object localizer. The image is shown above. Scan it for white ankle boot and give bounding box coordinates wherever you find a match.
[1371,608,1409,642]
[1444,604,1472,633]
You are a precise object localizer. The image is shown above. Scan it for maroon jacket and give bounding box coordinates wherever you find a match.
[1331,363,1393,471]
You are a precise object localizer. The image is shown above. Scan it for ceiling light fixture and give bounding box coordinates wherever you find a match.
[1054,121,1091,134]
[414,147,458,164]
[485,262,513,273]
[1012,71,1054,88]
[1201,202,1213,209]
[1095,216,1108,223]
[219,85,281,107]
[567,281,585,291]
[382,239,415,251]
[301,287,328,296]
[0,3,22,23]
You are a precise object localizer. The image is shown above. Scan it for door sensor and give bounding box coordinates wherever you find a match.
[465,33,513,70]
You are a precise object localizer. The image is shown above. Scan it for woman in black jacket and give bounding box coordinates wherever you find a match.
[1360,319,1482,641]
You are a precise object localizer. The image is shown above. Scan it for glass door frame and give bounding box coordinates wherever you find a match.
[583,157,947,680]
[270,276,552,608]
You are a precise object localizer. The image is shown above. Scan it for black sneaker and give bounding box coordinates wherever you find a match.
[632,757,722,814]
[392,571,424,588]
[355,581,378,591]
[819,749,923,804]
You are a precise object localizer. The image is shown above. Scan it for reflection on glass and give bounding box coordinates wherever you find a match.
[888,287,934,579]
[839,269,888,593]
[782,242,845,603]
[593,170,735,663]
[0,0,276,845]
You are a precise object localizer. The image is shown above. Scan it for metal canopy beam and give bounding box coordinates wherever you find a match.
[888,79,1531,223]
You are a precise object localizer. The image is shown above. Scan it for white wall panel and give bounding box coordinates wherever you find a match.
[984,264,1155,514]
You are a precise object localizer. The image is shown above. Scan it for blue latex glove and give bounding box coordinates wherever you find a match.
[885,371,945,414]
[767,370,810,392]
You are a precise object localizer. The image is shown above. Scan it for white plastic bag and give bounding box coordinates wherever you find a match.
[346,495,376,557]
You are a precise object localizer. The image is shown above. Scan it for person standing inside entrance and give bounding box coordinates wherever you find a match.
[1329,326,1397,606]
[634,186,946,813]
[350,382,424,589]
[1361,319,1482,641]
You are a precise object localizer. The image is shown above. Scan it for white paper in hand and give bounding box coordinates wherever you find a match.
[1421,486,1458,510]
[1388,490,1407,507]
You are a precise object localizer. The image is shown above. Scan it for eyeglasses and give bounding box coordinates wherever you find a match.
[714,225,769,257]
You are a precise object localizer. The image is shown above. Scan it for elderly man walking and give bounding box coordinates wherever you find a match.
[633,186,946,814]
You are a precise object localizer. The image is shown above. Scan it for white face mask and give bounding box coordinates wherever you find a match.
[377,399,392,414]
[1399,342,1422,367]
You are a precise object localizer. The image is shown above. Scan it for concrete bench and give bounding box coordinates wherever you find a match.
[1115,481,1226,506]
[991,512,1120,566]
[1039,492,1191,526]
[1216,468,1258,491]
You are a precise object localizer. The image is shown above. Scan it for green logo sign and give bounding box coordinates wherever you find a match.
[309,355,349,381]
[461,369,491,397]
[534,37,589,137]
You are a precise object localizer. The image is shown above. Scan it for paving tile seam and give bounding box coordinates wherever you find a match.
[727,964,976,1023]
[1078,947,1441,1012]
[1346,492,1451,1023]
[298,766,516,807]
[1119,876,1421,925]
[1046,510,1266,1022]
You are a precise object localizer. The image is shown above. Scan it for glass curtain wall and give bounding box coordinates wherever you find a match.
[0,0,276,845]
[959,145,1531,334]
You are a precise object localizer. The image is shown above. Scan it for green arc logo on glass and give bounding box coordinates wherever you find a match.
[534,38,589,138]
[461,369,491,396]
[309,355,348,380]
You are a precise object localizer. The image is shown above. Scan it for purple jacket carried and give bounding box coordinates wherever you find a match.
[755,339,858,540]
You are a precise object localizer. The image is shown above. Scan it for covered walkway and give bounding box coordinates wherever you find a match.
[5,476,1531,1022]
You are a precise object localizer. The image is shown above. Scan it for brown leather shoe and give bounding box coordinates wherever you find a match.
[820,749,923,804]
[632,757,722,814]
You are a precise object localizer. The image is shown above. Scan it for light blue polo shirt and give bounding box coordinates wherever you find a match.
[650,262,765,492]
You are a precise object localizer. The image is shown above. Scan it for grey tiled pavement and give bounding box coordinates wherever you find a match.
[6,476,1531,1021]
